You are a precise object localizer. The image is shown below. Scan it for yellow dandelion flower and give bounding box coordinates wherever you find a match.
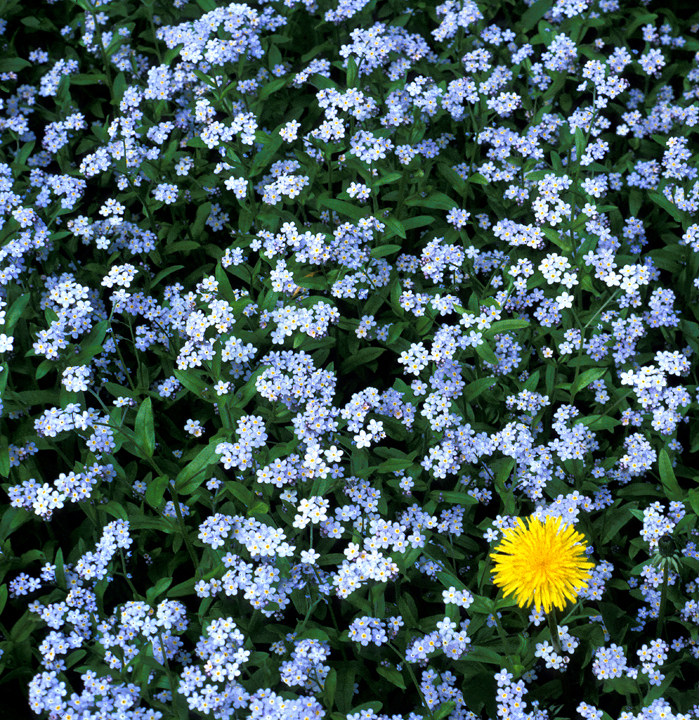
[490,514,594,614]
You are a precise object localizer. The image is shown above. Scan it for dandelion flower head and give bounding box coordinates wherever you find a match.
[490,514,594,614]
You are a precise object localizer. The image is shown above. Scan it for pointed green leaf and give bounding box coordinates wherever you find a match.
[659,449,682,501]
[146,475,170,510]
[135,397,155,458]
[571,367,606,397]
[376,665,406,690]
[476,341,498,366]
[176,440,221,494]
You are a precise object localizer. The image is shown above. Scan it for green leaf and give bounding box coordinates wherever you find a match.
[257,77,286,103]
[405,192,456,210]
[317,194,366,221]
[340,347,385,374]
[249,129,285,178]
[0,58,31,73]
[112,71,127,105]
[104,382,138,399]
[145,475,170,510]
[431,490,478,505]
[487,319,530,335]
[648,191,684,222]
[165,240,200,254]
[401,215,435,231]
[323,668,337,708]
[10,611,40,643]
[464,645,507,665]
[382,216,406,239]
[601,505,636,545]
[436,163,468,193]
[4,293,31,332]
[102,500,128,521]
[71,73,108,85]
[574,415,619,432]
[541,226,572,253]
[571,367,607,397]
[176,440,221,494]
[373,171,403,187]
[688,489,699,519]
[433,702,457,720]
[476,341,498,366]
[370,244,401,259]
[468,173,489,185]
[54,548,66,591]
[463,377,496,402]
[191,202,212,241]
[146,576,173,603]
[659,449,683,501]
[150,265,184,290]
[376,665,406,690]
[174,368,208,398]
[168,578,195,597]
[346,55,358,88]
[377,457,414,473]
[73,319,109,365]
[234,367,265,408]
[129,516,175,532]
[0,435,9,478]
[0,507,31,541]
[135,397,155,458]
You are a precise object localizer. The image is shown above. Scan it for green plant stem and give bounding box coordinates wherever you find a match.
[169,481,199,572]
[87,412,199,571]
[656,561,670,639]
[118,139,160,241]
[493,611,517,672]
[119,548,141,598]
[547,609,562,655]
[388,641,433,718]
[569,289,620,396]
[84,0,114,97]
[107,318,139,393]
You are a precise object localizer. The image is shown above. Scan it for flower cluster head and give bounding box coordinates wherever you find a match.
[592,642,629,680]
[348,615,399,647]
[490,515,594,613]
[534,625,580,670]
[279,637,331,692]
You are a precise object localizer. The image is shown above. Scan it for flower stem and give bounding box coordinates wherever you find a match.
[388,641,433,718]
[547,610,562,655]
[493,611,516,672]
[655,561,670,639]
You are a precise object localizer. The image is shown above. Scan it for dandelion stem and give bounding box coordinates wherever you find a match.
[547,609,562,655]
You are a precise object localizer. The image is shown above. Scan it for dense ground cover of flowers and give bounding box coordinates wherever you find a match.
[1,0,699,717]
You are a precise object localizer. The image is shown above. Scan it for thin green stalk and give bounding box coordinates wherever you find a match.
[493,611,517,672]
[569,290,620,396]
[388,641,433,719]
[87,414,199,570]
[83,0,114,97]
[120,548,141,598]
[547,609,562,655]
[320,582,348,662]
[157,629,188,717]
[119,138,160,241]
[655,561,670,639]
[169,481,199,571]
